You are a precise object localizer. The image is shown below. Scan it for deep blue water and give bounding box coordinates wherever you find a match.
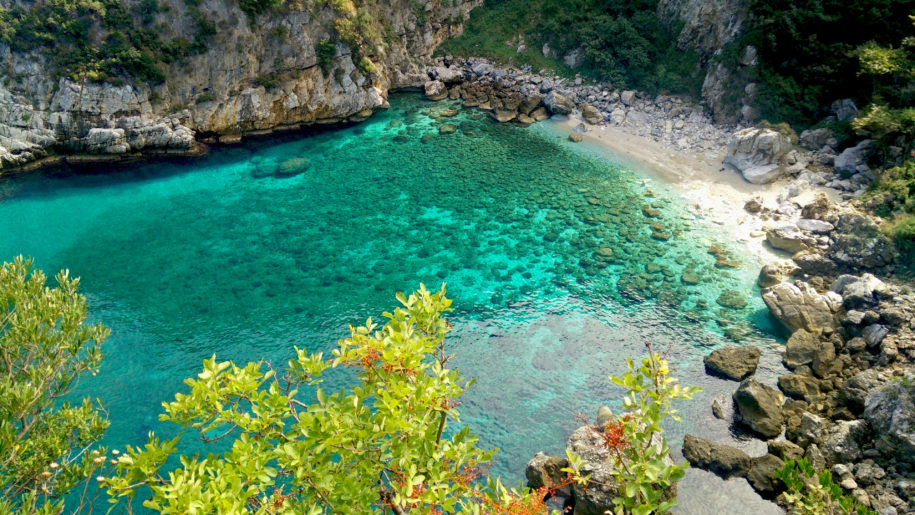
[0,95,783,512]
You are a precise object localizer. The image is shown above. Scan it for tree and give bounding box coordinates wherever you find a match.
[105,285,586,513]
[0,256,110,513]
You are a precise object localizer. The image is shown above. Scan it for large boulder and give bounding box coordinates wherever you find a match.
[734,378,785,438]
[841,369,884,413]
[747,454,786,497]
[864,372,915,460]
[832,273,887,309]
[543,91,575,115]
[762,281,841,334]
[704,346,761,380]
[581,104,602,125]
[784,329,822,369]
[424,80,447,101]
[682,434,752,478]
[567,424,675,514]
[430,66,464,84]
[724,128,792,184]
[778,373,820,400]
[821,420,868,464]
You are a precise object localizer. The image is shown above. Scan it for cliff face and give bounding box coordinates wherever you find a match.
[0,0,480,170]
[657,0,752,125]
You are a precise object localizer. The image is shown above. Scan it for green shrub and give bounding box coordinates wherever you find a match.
[886,215,915,262]
[775,458,876,515]
[240,0,282,19]
[254,72,281,90]
[317,38,337,73]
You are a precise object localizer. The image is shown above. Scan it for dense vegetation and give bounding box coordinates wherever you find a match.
[734,0,914,128]
[0,0,197,84]
[0,262,702,513]
[438,0,702,96]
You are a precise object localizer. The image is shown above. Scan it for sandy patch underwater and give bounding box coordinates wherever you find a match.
[0,94,783,512]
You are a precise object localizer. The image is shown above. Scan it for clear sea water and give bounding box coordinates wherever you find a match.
[0,94,784,513]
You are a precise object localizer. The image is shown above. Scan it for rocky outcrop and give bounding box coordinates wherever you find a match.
[724,128,792,184]
[0,0,482,171]
[762,281,841,334]
[682,434,752,478]
[526,452,571,492]
[864,372,915,460]
[704,346,761,380]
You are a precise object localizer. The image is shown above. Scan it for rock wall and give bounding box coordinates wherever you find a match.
[0,0,481,170]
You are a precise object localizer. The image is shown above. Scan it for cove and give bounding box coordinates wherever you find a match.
[0,94,782,512]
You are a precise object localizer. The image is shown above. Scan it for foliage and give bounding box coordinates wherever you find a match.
[104,285,586,513]
[438,0,701,95]
[316,38,337,74]
[594,345,700,514]
[0,257,110,513]
[0,0,205,83]
[774,458,876,515]
[240,0,283,19]
[332,5,385,75]
[737,0,914,127]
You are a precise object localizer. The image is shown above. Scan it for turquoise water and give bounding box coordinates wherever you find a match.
[0,95,781,504]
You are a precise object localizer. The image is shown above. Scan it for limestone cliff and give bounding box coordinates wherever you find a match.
[0,0,480,170]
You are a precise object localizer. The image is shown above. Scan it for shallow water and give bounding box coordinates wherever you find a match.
[0,94,783,512]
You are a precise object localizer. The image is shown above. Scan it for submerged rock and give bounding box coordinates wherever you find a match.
[704,346,761,380]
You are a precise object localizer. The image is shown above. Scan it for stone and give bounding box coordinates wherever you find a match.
[864,372,915,460]
[841,477,859,490]
[438,124,457,135]
[762,281,840,334]
[822,420,867,464]
[596,405,613,426]
[758,264,782,288]
[703,346,761,380]
[734,378,784,438]
[609,108,626,125]
[747,454,785,496]
[796,412,826,444]
[796,218,835,234]
[801,193,832,220]
[811,340,838,378]
[491,108,517,122]
[530,107,550,121]
[805,443,826,471]
[581,104,602,125]
[768,439,804,461]
[543,91,574,115]
[724,128,792,184]
[778,373,821,400]
[792,251,838,276]
[424,80,448,101]
[568,132,583,143]
[766,226,809,254]
[836,274,887,309]
[620,90,636,106]
[682,434,752,478]
[744,197,764,213]
[800,127,836,150]
[854,461,886,486]
[832,99,859,122]
[563,48,584,69]
[863,324,889,348]
[830,214,897,268]
[784,330,823,369]
[841,369,883,413]
[525,452,571,491]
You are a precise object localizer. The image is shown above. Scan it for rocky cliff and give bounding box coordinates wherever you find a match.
[0,0,480,170]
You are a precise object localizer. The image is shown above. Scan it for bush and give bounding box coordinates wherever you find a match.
[775,458,875,514]
[240,0,282,19]
[886,215,915,262]
[317,38,337,73]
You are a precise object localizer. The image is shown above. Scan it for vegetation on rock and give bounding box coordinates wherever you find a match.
[775,458,876,515]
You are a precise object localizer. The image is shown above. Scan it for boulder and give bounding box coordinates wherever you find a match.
[766,226,809,254]
[864,372,915,460]
[784,329,822,369]
[543,91,574,115]
[757,264,783,288]
[620,90,636,106]
[832,99,858,122]
[799,127,836,150]
[778,373,820,400]
[796,218,835,234]
[762,281,840,334]
[525,452,570,492]
[841,369,883,413]
[716,290,748,310]
[568,132,583,143]
[567,424,675,514]
[793,251,838,276]
[682,434,752,478]
[704,346,761,380]
[724,128,792,184]
[834,273,887,309]
[821,420,868,464]
[768,439,804,461]
[430,66,464,84]
[734,378,784,438]
[424,80,448,101]
[862,324,889,348]
[581,104,602,125]
[801,193,833,221]
[747,454,785,497]
[609,108,626,125]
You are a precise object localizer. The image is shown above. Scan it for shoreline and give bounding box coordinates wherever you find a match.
[548,114,842,268]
